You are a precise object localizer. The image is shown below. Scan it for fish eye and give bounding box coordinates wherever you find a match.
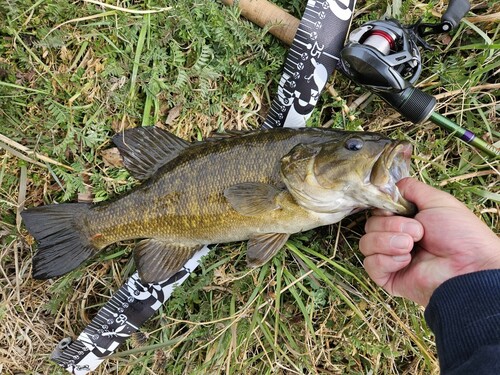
[345,137,364,151]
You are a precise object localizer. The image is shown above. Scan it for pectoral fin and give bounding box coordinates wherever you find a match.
[224,183,282,216]
[246,233,290,267]
[112,126,190,180]
[134,239,203,283]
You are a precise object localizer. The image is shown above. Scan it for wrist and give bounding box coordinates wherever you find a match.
[462,247,500,275]
[443,238,500,290]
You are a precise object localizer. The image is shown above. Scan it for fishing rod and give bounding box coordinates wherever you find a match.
[225,0,499,158]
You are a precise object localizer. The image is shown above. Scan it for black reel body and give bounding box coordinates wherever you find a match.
[340,19,435,123]
[340,19,422,92]
[338,0,470,123]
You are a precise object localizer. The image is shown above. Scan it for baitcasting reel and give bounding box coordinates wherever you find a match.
[339,0,470,123]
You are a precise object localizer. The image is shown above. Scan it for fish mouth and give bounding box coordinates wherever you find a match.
[369,141,417,216]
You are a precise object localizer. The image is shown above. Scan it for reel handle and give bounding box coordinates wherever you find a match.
[442,0,470,30]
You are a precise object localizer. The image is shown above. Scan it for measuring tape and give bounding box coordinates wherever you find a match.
[52,0,356,372]
[262,0,355,128]
[52,249,209,374]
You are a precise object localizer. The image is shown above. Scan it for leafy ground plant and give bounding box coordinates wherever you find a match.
[0,0,498,374]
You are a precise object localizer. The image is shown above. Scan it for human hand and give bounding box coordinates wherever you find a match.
[360,177,500,306]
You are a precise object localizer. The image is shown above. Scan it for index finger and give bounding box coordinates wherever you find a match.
[371,208,396,217]
[364,215,424,241]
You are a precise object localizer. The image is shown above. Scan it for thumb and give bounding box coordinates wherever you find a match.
[396,177,465,211]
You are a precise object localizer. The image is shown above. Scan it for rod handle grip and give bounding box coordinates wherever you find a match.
[378,87,436,124]
[220,0,300,45]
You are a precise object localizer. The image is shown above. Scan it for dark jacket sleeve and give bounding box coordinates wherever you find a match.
[424,269,500,374]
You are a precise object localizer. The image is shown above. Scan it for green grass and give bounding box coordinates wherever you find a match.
[0,0,498,374]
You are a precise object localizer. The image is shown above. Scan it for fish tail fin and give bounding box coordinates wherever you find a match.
[21,203,97,279]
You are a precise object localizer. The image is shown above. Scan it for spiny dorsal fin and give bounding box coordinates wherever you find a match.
[112,127,190,180]
[246,233,290,267]
[224,182,282,216]
[134,239,203,283]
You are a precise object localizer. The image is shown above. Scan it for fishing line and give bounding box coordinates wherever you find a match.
[51,0,357,372]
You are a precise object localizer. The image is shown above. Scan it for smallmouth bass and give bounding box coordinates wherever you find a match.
[22,127,416,282]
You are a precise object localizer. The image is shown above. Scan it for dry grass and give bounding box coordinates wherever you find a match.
[1,0,498,374]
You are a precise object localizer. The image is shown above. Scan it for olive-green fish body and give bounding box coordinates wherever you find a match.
[22,127,415,282]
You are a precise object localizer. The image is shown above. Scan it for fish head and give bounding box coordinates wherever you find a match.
[280,132,416,216]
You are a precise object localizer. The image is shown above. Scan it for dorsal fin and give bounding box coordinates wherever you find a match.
[112,126,190,180]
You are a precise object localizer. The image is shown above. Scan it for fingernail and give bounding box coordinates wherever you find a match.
[390,235,411,250]
[393,254,411,262]
[402,222,422,239]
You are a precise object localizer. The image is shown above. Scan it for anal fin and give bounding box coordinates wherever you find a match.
[134,239,203,283]
[246,233,290,267]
